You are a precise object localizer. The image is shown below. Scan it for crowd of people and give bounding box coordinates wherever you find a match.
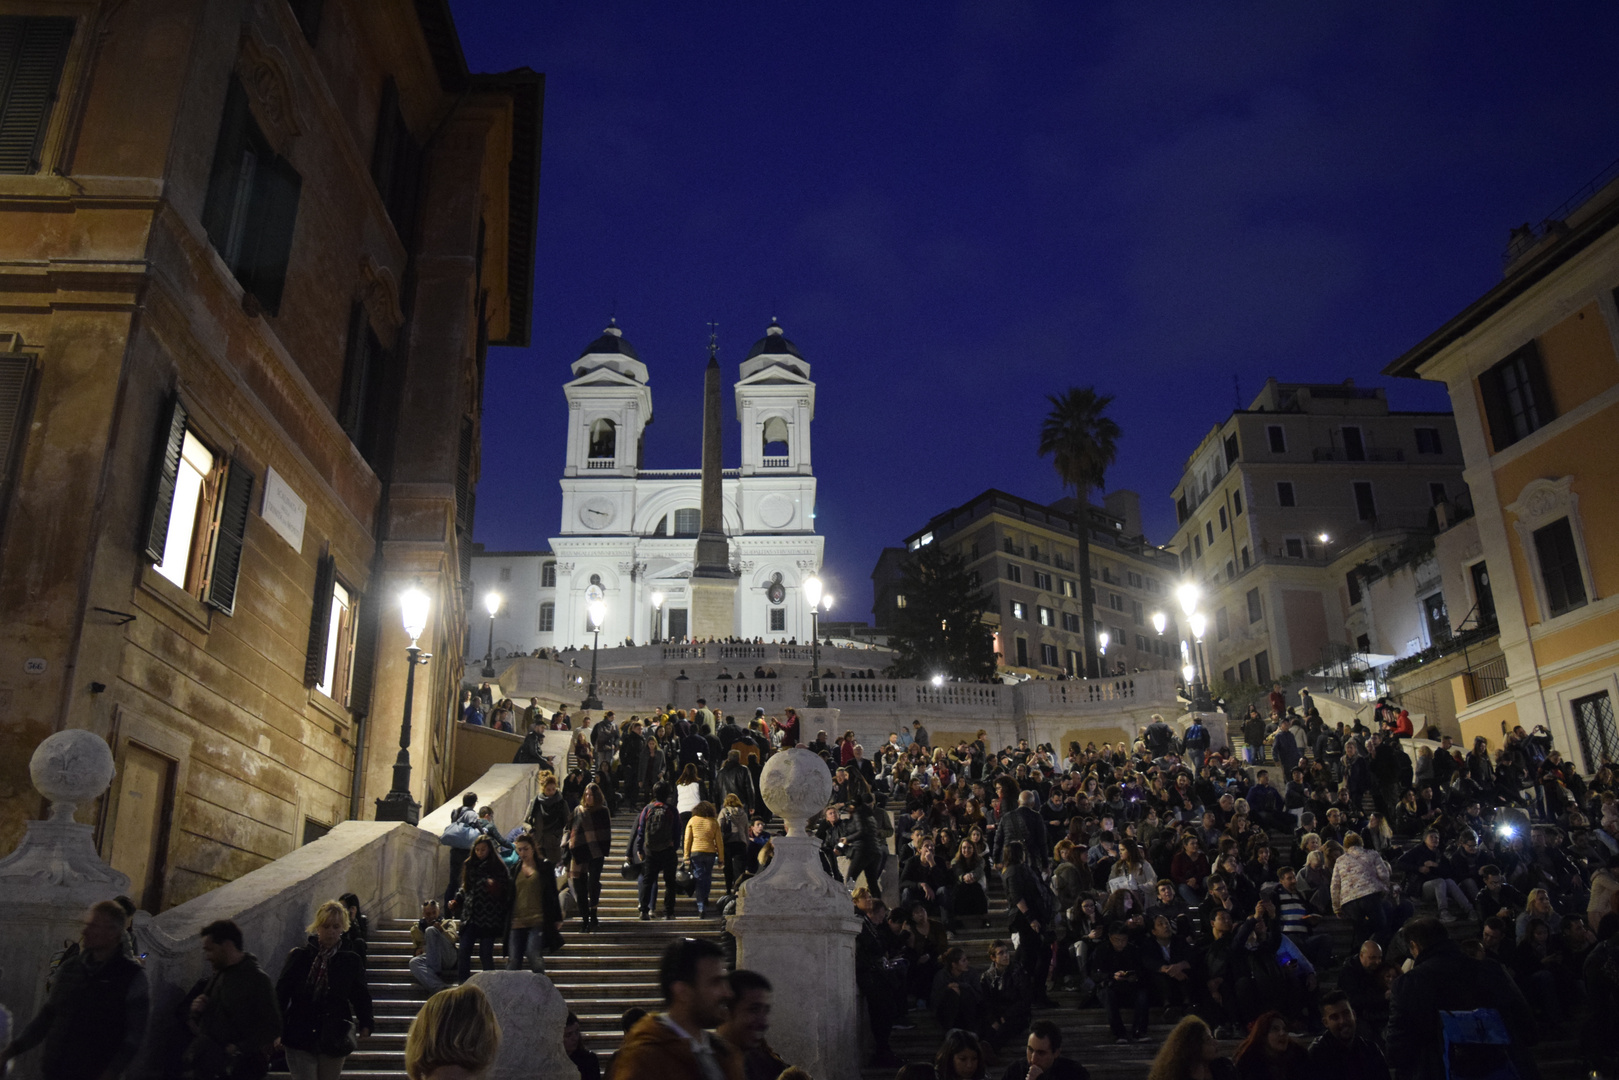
[15,673,1619,1080]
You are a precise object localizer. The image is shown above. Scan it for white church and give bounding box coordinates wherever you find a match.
[471,320,825,655]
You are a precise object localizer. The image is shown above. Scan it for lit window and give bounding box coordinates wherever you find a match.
[1038,606,1053,626]
[1012,601,1026,620]
[155,430,216,590]
[1060,579,1075,598]
[316,581,353,700]
[895,594,907,609]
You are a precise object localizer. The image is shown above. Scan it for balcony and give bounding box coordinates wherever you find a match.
[585,458,616,469]
[1456,656,1510,706]
[761,456,790,468]
[1003,541,1026,557]
[1311,447,1406,463]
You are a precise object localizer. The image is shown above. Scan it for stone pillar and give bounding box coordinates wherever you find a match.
[728,748,861,1080]
[0,731,131,1079]
[461,971,579,1080]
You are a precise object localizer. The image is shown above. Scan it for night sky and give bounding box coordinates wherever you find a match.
[453,2,1619,620]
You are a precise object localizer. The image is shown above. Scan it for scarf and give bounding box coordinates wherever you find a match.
[307,944,338,997]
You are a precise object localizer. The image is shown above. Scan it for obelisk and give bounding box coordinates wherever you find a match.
[689,338,738,638]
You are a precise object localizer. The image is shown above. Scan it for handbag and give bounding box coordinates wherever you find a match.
[440,820,480,849]
[620,855,642,880]
[675,863,695,896]
[317,1016,359,1058]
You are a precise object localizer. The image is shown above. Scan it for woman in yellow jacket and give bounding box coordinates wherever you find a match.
[683,801,725,918]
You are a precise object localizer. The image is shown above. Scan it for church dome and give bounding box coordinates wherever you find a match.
[745,320,803,360]
[579,320,640,361]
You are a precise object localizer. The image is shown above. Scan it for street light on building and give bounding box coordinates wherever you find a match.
[376,586,431,824]
[650,590,665,644]
[1177,582,1213,712]
[582,591,606,711]
[480,591,501,678]
[804,575,830,708]
[1098,630,1109,657]
[1151,611,1167,636]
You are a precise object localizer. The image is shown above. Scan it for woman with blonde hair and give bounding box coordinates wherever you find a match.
[1148,1014,1230,1080]
[276,898,373,1079]
[1516,887,1561,942]
[683,800,724,917]
[405,983,500,1080]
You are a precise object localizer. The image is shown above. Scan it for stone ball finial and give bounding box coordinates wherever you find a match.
[759,748,832,837]
[31,729,116,822]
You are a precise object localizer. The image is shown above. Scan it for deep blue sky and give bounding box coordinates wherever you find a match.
[454,1,1619,620]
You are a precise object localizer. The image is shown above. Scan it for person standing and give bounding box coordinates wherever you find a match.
[527,772,569,862]
[508,834,565,970]
[613,938,742,1080]
[275,900,373,1080]
[183,919,282,1080]
[442,792,482,909]
[715,970,789,1080]
[683,801,725,918]
[0,900,148,1080]
[455,837,511,981]
[620,719,647,807]
[634,782,682,920]
[567,784,613,931]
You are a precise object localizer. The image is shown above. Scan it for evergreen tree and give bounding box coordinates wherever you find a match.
[1038,386,1120,679]
[885,542,997,681]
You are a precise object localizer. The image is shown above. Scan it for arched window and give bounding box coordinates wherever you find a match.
[588,418,616,460]
[762,416,789,462]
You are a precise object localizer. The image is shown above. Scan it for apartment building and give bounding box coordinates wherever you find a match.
[0,1,540,908]
[1167,381,1465,691]
[1386,164,1619,770]
[882,489,1183,677]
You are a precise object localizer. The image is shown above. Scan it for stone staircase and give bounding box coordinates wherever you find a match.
[270,801,722,1079]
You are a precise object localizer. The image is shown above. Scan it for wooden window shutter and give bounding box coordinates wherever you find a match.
[347,588,379,717]
[204,457,255,615]
[337,302,372,441]
[455,417,475,532]
[201,77,254,254]
[143,395,189,563]
[0,350,36,488]
[304,551,337,687]
[0,16,74,175]
[239,153,301,316]
[1522,341,1556,427]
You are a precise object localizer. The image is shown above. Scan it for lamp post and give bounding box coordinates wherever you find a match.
[1098,630,1109,659]
[1151,611,1167,636]
[582,595,606,711]
[1177,582,1213,712]
[480,591,501,678]
[805,575,829,709]
[650,590,665,645]
[376,587,431,824]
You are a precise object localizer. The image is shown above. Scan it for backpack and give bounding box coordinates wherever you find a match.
[644,802,675,852]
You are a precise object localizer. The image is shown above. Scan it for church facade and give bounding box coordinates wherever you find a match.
[546,321,825,649]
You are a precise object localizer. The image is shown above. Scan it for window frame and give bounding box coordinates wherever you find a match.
[1276,481,1295,508]
[1353,481,1377,522]
[1266,425,1286,453]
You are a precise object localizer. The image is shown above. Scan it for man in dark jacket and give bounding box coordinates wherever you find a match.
[185,919,282,1079]
[716,750,756,809]
[1272,717,1302,776]
[1000,1020,1090,1080]
[1142,715,1175,758]
[1,901,148,1079]
[1089,924,1148,1042]
[994,790,1049,871]
[1385,917,1538,1080]
[1309,991,1388,1080]
[619,721,646,806]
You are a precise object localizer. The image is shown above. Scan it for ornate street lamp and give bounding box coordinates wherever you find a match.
[582,591,606,711]
[376,586,431,824]
[805,576,829,708]
[1098,630,1110,657]
[1186,608,1213,712]
[480,591,501,678]
[1151,611,1167,636]
[650,590,665,645]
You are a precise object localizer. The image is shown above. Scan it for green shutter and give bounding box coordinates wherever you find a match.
[241,153,300,315]
[304,551,336,687]
[347,588,379,717]
[0,351,35,487]
[143,396,189,563]
[0,16,74,175]
[205,457,254,615]
[337,302,371,441]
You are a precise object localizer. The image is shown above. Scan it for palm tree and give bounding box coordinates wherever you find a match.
[1038,387,1120,679]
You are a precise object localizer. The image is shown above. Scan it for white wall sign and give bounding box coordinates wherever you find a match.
[23,658,46,675]
[261,467,306,553]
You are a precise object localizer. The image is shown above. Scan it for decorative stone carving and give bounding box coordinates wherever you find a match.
[1505,476,1574,528]
[462,971,580,1080]
[759,747,832,838]
[236,33,302,155]
[29,728,117,822]
[358,256,405,347]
